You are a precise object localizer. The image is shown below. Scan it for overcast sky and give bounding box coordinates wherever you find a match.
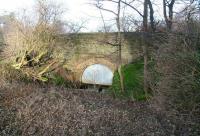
[0,0,185,32]
[0,0,107,32]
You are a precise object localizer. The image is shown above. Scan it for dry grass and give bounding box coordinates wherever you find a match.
[0,83,173,136]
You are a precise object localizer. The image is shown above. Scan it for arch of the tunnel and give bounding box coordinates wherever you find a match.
[80,63,114,85]
[77,59,115,76]
[72,57,118,82]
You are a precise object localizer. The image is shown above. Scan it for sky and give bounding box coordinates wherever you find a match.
[0,0,112,32]
[0,0,185,32]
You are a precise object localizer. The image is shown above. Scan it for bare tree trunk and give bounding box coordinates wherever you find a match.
[163,0,175,31]
[116,0,124,92]
[163,0,168,29]
[168,0,175,30]
[99,9,107,32]
[118,65,124,92]
[147,0,155,31]
[117,0,122,64]
[143,0,148,97]
[94,0,124,92]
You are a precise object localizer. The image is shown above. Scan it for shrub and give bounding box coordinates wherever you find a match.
[2,0,66,82]
[110,59,149,101]
[151,32,200,135]
[0,62,31,86]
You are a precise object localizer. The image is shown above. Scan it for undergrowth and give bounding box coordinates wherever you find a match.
[109,59,149,101]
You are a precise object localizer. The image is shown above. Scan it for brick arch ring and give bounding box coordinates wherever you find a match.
[75,58,117,82]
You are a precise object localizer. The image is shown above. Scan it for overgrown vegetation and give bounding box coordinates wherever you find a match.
[1,0,66,82]
[0,0,200,135]
[149,20,200,135]
[110,59,149,100]
[154,37,200,135]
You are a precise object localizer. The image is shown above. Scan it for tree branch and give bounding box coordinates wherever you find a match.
[95,4,118,15]
[121,0,144,17]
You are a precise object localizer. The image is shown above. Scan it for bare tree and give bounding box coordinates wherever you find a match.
[36,0,64,25]
[94,0,156,95]
[142,0,149,96]
[163,0,176,30]
[3,0,67,81]
[99,8,108,32]
[94,0,125,92]
[121,15,140,32]
[122,0,154,95]
[147,0,155,31]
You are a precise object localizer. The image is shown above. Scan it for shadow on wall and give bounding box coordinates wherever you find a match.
[123,32,143,62]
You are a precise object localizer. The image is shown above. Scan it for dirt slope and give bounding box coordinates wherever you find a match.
[0,84,173,136]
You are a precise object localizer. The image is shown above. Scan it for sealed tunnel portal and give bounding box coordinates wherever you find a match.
[81,64,114,86]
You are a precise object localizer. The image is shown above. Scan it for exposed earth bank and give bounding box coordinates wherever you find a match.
[0,83,174,136]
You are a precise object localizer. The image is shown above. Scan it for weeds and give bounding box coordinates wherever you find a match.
[110,59,148,101]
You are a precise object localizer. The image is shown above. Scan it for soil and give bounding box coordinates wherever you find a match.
[0,83,174,136]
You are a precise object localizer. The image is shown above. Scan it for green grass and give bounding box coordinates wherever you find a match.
[109,59,148,101]
[51,74,66,86]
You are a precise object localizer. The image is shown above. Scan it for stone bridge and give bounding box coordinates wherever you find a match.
[57,32,142,85]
